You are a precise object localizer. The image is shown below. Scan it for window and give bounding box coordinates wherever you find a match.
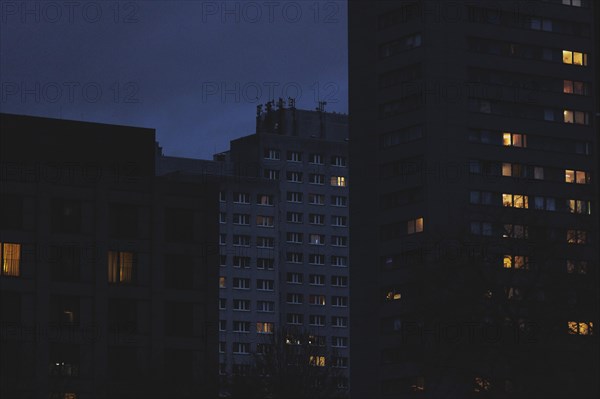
[233,278,250,289]
[502,194,529,208]
[309,234,325,245]
[568,200,592,215]
[331,195,348,207]
[332,216,347,227]
[309,174,325,185]
[48,344,80,377]
[503,255,529,270]
[474,377,491,393]
[332,236,348,247]
[0,194,23,230]
[503,224,528,239]
[309,254,325,265]
[331,276,348,287]
[219,320,226,331]
[219,341,226,353]
[309,214,325,225]
[233,256,251,268]
[565,169,590,184]
[309,315,325,326]
[385,289,402,301]
[256,215,274,227]
[330,176,347,187]
[108,251,135,284]
[257,322,274,334]
[287,293,303,304]
[470,191,493,205]
[566,260,588,274]
[503,132,527,147]
[257,258,274,270]
[287,151,302,162]
[233,192,250,204]
[470,221,492,236]
[568,321,593,335]
[286,232,303,244]
[52,198,82,233]
[219,191,226,202]
[331,156,347,167]
[309,295,326,306]
[109,203,139,239]
[233,213,250,225]
[566,230,587,244]
[257,194,274,206]
[219,276,226,288]
[286,252,303,264]
[233,235,251,247]
[233,299,250,311]
[219,299,226,310]
[287,212,303,223]
[264,169,280,180]
[233,342,250,354]
[309,274,325,285]
[0,242,20,277]
[257,236,274,248]
[332,296,348,307]
[264,148,280,160]
[308,194,325,205]
[287,171,303,183]
[332,336,348,347]
[534,196,556,211]
[287,272,303,284]
[309,355,326,367]
[257,301,274,312]
[562,50,587,66]
[563,110,590,125]
[407,217,424,234]
[564,80,589,95]
[287,313,303,325]
[257,279,274,291]
[309,153,323,164]
[331,256,348,267]
[562,0,584,6]
[534,167,544,180]
[219,234,227,245]
[233,321,250,333]
[257,344,272,355]
[333,357,349,368]
[219,212,227,224]
[287,192,303,203]
[332,316,348,328]
[50,296,80,327]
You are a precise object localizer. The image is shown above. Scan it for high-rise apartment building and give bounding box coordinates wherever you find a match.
[349,1,598,398]
[0,113,219,399]
[158,102,350,396]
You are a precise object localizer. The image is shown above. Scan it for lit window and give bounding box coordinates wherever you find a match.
[411,376,425,392]
[107,251,134,283]
[562,50,587,66]
[568,321,593,335]
[474,377,491,393]
[502,132,526,147]
[503,255,529,270]
[256,322,274,334]
[407,217,424,234]
[502,163,512,177]
[309,355,326,367]
[566,260,588,274]
[502,194,528,209]
[219,276,226,288]
[566,230,587,244]
[330,176,347,187]
[565,170,589,184]
[0,242,21,277]
[309,295,326,306]
[568,200,591,215]
[385,290,402,301]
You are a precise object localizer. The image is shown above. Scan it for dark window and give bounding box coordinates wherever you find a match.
[165,208,194,242]
[51,198,82,233]
[49,295,80,327]
[109,203,139,239]
[165,348,194,382]
[165,254,194,290]
[0,194,23,230]
[50,245,81,282]
[165,302,194,337]
[0,291,21,324]
[107,346,138,380]
[108,298,138,334]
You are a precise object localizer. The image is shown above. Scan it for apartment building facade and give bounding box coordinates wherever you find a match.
[349,1,598,398]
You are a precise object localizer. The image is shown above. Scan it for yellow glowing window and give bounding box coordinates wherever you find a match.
[502,163,512,176]
[575,171,587,184]
[514,195,527,208]
[415,217,424,233]
[64,394,77,399]
[219,276,226,288]
[563,80,574,94]
[573,52,583,65]
[503,255,512,269]
[565,170,575,183]
[309,355,326,367]
[562,50,572,64]
[257,322,274,334]
[564,110,574,123]
[568,321,593,335]
[1,242,21,277]
[386,291,402,301]
[331,176,346,187]
[514,256,527,269]
[107,251,134,283]
[502,133,512,146]
[502,194,512,207]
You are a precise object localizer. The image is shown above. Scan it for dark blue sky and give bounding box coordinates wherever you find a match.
[1,1,348,159]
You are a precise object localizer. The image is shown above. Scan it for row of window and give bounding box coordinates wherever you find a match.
[470,191,593,214]
[469,129,592,156]
[380,217,425,241]
[470,224,590,245]
[263,150,346,167]
[221,213,348,227]
[263,170,347,186]
[220,235,349,248]
[286,294,349,307]
[223,339,350,355]
[469,97,591,126]
[286,314,348,328]
[286,273,348,287]
[224,192,348,206]
[470,159,592,184]
[219,255,349,268]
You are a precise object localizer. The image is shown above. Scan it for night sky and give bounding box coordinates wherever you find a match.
[0,1,348,159]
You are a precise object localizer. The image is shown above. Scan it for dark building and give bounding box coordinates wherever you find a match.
[349,1,598,398]
[158,102,350,397]
[0,113,219,399]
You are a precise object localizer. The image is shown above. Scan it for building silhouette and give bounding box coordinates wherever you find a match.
[0,113,219,399]
[349,1,598,398]
[158,102,350,396]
